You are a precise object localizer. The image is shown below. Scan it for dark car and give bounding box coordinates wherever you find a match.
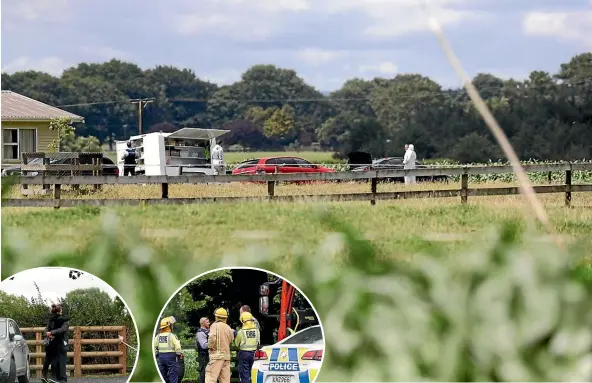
[1,157,119,177]
[347,152,448,183]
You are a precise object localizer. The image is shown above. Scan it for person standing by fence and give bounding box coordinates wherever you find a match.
[196,317,210,383]
[210,140,225,175]
[41,304,58,383]
[43,304,69,383]
[123,141,137,176]
[403,144,417,185]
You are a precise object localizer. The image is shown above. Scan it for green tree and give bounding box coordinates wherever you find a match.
[48,117,101,152]
[2,53,592,160]
[263,105,296,142]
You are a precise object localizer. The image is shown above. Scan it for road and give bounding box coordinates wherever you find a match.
[29,376,129,383]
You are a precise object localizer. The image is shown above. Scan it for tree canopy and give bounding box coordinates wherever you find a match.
[161,269,314,346]
[2,53,591,162]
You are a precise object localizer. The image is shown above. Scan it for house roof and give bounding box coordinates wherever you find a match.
[1,90,84,122]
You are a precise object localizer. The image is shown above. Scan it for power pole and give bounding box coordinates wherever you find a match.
[130,98,154,135]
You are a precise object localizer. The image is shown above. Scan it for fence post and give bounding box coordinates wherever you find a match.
[74,327,82,378]
[370,177,377,206]
[43,157,50,193]
[162,183,169,199]
[267,181,275,199]
[35,331,42,379]
[72,156,80,191]
[54,184,61,209]
[22,154,29,193]
[461,168,468,204]
[93,157,100,191]
[565,163,572,207]
[119,327,127,376]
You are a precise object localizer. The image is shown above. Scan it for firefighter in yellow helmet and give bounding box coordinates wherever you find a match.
[205,308,234,383]
[235,312,260,383]
[153,316,182,383]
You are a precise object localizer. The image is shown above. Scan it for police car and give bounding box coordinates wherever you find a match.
[251,325,323,383]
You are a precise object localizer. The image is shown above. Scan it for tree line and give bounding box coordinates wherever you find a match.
[2,52,591,163]
[161,269,312,346]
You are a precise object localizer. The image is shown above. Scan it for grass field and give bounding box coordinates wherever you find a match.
[3,183,591,262]
[103,150,341,164]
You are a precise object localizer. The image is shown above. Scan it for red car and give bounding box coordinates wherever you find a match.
[232,156,335,181]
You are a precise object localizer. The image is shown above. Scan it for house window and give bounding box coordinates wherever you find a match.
[2,128,37,160]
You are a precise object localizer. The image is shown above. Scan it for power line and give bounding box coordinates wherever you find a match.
[130,98,154,134]
[52,79,588,108]
[56,100,127,107]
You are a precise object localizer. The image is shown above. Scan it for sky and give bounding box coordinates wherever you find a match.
[1,0,591,91]
[0,267,118,305]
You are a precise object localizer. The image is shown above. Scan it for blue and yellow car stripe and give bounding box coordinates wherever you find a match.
[252,346,320,383]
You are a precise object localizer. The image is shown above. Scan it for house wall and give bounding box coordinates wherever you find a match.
[1,120,56,167]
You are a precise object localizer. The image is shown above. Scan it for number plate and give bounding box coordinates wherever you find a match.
[271,376,292,383]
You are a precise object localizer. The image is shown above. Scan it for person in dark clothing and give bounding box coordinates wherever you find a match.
[123,141,137,176]
[42,304,70,383]
[195,317,210,383]
[41,304,59,382]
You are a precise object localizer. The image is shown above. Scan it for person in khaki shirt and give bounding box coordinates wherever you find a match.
[206,308,235,383]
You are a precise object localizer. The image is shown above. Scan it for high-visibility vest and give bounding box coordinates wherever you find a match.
[154,332,180,354]
[237,328,260,351]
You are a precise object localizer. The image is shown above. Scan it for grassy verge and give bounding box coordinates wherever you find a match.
[3,192,592,263]
[3,173,592,381]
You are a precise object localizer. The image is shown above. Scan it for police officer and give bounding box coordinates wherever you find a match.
[195,317,210,383]
[123,141,136,176]
[154,316,182,383]
[234,312,260,383]
[206,308,234,383]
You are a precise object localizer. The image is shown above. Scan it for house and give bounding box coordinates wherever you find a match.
[1,90,84,167]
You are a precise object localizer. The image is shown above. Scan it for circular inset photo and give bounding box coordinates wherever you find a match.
[0,267,139,383]
[153,267,324,383]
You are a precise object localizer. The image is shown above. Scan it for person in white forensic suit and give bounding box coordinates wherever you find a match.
[403,144,417,185]
[210,141,225,175]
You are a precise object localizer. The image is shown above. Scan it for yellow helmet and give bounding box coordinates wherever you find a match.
[214,308,228,319]
[240,312,254,323]
[159,316,176,330]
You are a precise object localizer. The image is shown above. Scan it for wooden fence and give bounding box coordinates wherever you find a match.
[20,152,104,195]
[3,163,592,208]
[21,325,128,379]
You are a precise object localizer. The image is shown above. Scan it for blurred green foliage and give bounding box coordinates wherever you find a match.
[2,177,592,381]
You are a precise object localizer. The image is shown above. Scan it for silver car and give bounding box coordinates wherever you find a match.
[0,318,30,383]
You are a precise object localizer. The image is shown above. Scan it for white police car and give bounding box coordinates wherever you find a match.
[251,325,324,383]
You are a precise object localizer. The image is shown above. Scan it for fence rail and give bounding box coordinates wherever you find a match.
[20,325,128,379]
[3,163,592,208]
